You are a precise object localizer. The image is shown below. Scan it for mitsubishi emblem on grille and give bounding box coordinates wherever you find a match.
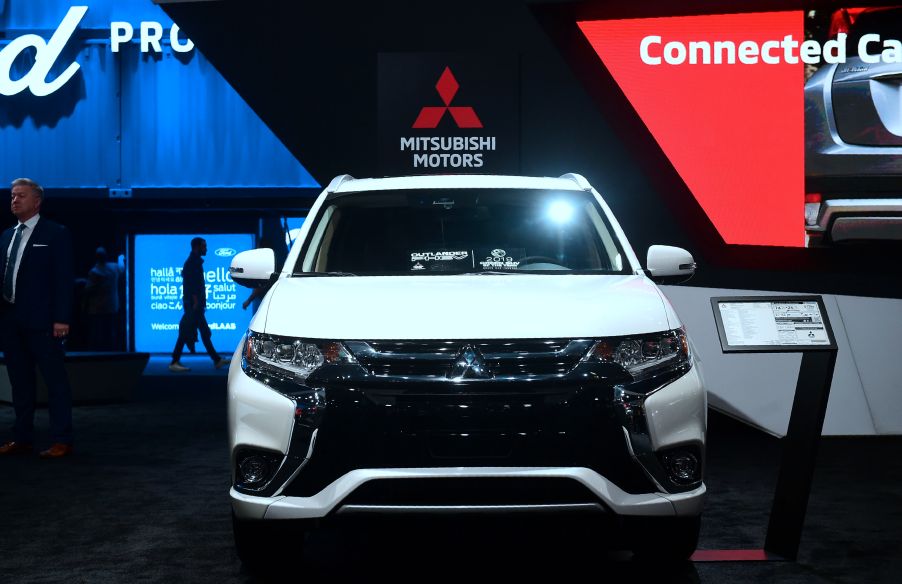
[449,345,493,380]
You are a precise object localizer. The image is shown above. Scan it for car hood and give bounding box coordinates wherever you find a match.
[259,274,674,340]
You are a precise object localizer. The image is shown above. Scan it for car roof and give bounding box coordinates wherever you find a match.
[328,174,591,194]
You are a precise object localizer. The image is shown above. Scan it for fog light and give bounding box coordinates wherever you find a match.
[239,456,270,486]
[235,450,282,490]
[661,449,701,485]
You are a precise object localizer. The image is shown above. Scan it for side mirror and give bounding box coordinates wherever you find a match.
[646,245,696,284]
[229,249,276,288]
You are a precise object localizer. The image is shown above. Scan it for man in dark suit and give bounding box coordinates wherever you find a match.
[0,178,75,459]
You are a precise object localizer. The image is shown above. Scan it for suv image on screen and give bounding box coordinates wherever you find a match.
[226,173,706,564]
[805,8,902,246]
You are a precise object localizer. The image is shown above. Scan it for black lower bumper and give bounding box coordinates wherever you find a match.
[279,377,657,500]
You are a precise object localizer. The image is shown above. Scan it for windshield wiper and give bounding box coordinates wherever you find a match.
[291,271,357,277]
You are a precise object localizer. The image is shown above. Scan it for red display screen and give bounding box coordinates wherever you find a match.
[579,12,805,247]
[577,7,902,249]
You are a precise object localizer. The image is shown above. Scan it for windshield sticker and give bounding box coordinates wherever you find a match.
[432,198,456,209]
[409,250,472,272]
[477,247,522,270]
[410,251,469,262]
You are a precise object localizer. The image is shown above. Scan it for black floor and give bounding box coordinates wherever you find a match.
[1,367,901,583]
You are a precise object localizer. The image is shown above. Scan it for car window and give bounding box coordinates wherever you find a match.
[296,188,630,275]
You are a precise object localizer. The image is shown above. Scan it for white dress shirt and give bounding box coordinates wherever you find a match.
[4,213,40,303]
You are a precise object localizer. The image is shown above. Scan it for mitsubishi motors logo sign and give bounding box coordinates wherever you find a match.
[379,53,519,175]
[413,67,483,129]
[402,65,496,169]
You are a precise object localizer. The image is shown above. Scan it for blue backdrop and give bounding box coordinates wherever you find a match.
[0,0,317,191]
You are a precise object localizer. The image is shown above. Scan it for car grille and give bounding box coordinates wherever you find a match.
[344,339,594,381]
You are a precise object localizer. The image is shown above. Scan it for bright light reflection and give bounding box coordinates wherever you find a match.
[548,200,574,224]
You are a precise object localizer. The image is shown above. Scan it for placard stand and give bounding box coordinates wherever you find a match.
[764,349,837,560]
[694,296,838,562]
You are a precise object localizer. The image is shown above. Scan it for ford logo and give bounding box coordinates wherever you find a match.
[215,247,237,257]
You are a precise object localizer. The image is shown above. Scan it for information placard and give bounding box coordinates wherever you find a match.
[711,296,836,353]
[709,295,838,560]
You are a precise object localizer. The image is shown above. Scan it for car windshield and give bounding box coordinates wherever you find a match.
[296,188,630,275]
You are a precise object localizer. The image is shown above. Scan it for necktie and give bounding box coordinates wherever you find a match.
[3,224,26,302]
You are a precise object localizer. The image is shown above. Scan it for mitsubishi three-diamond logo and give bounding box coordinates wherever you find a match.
[413,67,483,129]
[449,345,493,380]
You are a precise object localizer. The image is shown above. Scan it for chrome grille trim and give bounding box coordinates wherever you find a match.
[344,339,594,381]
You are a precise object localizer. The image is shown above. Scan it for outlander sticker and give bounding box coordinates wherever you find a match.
[409,250,471,271]
[410,251,470,262]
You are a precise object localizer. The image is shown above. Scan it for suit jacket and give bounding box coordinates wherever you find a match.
[0,217,74,330]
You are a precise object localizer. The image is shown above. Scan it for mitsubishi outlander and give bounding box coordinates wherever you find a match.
[227,173,707,563]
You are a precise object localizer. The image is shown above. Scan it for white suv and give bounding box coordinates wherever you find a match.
[227,173,706,564]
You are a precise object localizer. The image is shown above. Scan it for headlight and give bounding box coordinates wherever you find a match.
[582,328,690,382]
[242,331,357,381]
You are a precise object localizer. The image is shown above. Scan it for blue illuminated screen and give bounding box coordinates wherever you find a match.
[134,234,255,353]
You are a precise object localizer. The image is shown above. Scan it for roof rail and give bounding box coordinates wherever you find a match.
[558,173,591,191]
[326,174,355,192]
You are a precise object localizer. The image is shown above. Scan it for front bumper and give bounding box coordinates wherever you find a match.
[227,354,707,521]
[231,467,706,520]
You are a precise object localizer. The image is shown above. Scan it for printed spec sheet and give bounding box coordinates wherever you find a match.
[718,300,831,347]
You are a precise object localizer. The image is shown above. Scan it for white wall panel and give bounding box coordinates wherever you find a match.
[820,295,876,435]
[835,295,902,434]
[661,286,882,436]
